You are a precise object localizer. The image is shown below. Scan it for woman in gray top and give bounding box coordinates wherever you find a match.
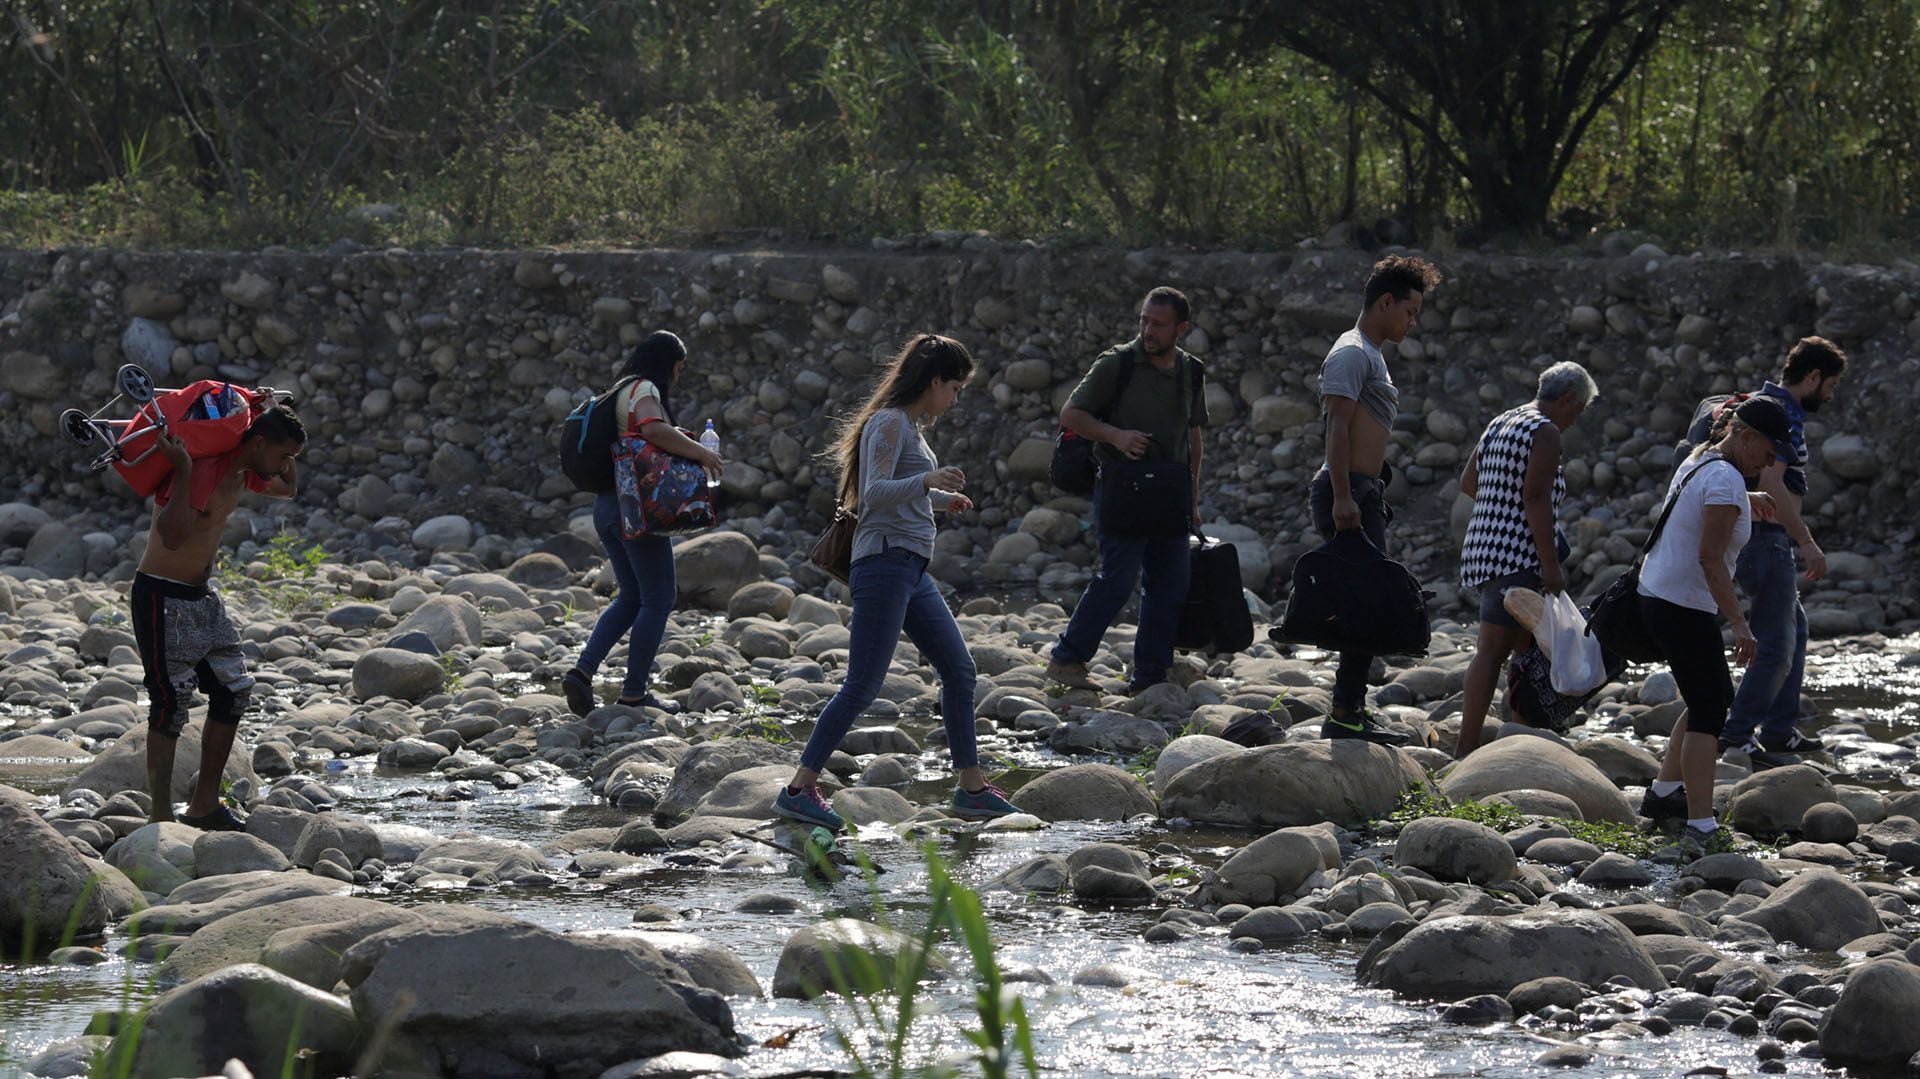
[776,334,1022,831]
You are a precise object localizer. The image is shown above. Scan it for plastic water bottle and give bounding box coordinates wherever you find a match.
[698,420,722,487]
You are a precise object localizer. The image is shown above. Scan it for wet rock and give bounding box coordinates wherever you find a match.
[1395,818,1516,884]
[1211,827,1338,906]
[1440,736,1636,825]
[104,821,201,893]
[64,722,260,803]
[1012,763,1155,821]
[20,1035,113,1077]
[1800,801,1858,844]
[985,855,1071,894]
[389,594,484,651]
[258,906,425,990]
[1575,852,1653,887]
[110,962,357,1079]
[691,764,796,820]
[1684,851,1783,891]
[1819,958,1920,1066]
[612,930,763,998]
[772,918,946,999]
[156,894,405,986]
[1507,975,1586,1014]
[191,832,291,877]
[1071,864,1156,903]
[1441,993,1514,1024]
[1159,741,1422,828]
[352,648,446,703]
[1228,905,1333,944]
[343,914,739,1072]
[1151,734,1242,794]
[1727,765,1838,835]
[1363,910,1664,998]
[674,532,763,610]
[0,784,125,947]
[1486,789,1584,819]
[1740,868,1881,952]
[829,786,915,826]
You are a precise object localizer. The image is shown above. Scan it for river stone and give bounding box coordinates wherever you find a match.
[1521,836,1603,866]
[411,514,474,551]
[1439,736,1635,825]
[1395,818,1517,884]
[1727,764,1837,834]
[1363,910,1664,998]
[389,594,483,650]
[1684,852,1782,891]
[290,814,382,869]
[20,1034,112,1078]
[985,855,1071,894]
[343,914,739,1073]
[1484,789,1585,820]
[727,581,796,620]
[412,836,547,880]
[443,572,535,610]
[786,593,842,627]
[1573,737,1662,787]
[1508,975,1587,1015]
[104,822,202,893]
[1819,434,1877,481]
[111,962,358,1079]
[1576,852,1654,887]
[1819,958,1920,1065]
[1012,763,1155,822]
[830,786,915,826]
[1212,827,1335,907]
[675,531,763,610]
[125,872,352,937]
[0,785,123,948]
[63,722,258,802]
[191,831,290,877]
[1228,905,1333,944]
[1160,741,1422,828]
[1151,734,1242,794]
[379,736,452,768]
[1739,868,1880,952]
[1598,903,1710,938]
[655,741,795,820]
[772,917,946,999]
[1800,801,1858,843]
[353,647,446,702]
[256,904,424,990]
[1072,864,1157,903]
[693,764,798,819]
[155,894,403,986]
[613,929,763,998]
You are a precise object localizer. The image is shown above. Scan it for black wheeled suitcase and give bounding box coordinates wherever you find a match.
[1176,530,1255,654]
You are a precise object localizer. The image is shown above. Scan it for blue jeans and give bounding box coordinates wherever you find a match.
[797,547,978,773]
[1052,510,1192,691]
[577,492,677,699]
[1723,525,1807,744]
[1310,470,1391,712]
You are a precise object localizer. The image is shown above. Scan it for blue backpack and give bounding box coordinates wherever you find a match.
[558,375,638,493]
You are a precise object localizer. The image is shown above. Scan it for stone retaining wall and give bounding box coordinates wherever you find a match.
[2,242,1915,630]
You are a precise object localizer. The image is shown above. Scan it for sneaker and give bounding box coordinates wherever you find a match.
[616,694,681,715]
[562,669,593,717]
[1674,823,1736,858]
[1755,729,1824,754]
[952,783,1022,821]
[179,804,247,832]
[1638,785,1689,822]
[1046,659,1102,691]
[774,784,845,831]
[1321,710,1410,746]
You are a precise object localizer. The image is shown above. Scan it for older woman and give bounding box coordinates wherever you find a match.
[1454,361,1597,757]
[1637,395,1796,850]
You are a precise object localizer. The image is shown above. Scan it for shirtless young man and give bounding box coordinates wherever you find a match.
[1310,255,1442,746]
[133,406,304,828]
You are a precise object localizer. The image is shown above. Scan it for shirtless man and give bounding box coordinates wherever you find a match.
[1310,255,1442,745]
[133,405,304,828]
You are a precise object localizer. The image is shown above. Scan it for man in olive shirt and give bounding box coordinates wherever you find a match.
[1312,255,1442,745]
[1047,286,1209,694]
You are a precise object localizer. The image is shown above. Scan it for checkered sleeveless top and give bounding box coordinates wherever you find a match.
[1460,404,1565,587]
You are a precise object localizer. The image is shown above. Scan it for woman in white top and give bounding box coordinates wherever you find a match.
[1637,395,1796,849]
[563,331,723,715]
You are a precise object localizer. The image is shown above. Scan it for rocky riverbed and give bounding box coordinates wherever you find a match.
[3,535,1920,1079]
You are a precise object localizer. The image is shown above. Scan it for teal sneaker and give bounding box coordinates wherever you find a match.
[952,783,1021,821]
[774,784,845,831]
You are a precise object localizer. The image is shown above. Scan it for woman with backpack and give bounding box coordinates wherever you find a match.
[773,334,1021,831]
[562,331,722,716]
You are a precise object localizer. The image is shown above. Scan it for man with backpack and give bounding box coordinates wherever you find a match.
[1046,287,1208,696]
[1694,336,1848,764]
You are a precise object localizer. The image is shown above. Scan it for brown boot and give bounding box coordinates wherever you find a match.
[1045,659,1102,691]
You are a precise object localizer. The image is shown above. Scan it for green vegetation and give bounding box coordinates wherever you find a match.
[4,2,1916,250]
[733,685,791,743]
[1381,781,1661,859]
[217,531,334,615]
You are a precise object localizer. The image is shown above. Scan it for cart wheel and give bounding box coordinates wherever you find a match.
[117,364,155,402]
[61,409,96,445]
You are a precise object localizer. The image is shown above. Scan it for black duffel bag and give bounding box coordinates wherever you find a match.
[1176,529,1254,654]
[1271,530,1430,657]
[1095,457,1191,538]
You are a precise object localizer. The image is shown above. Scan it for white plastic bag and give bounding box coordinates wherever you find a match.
[1537,590,1607,695]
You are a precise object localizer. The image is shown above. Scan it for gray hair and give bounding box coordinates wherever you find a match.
[1536,361,1598,407]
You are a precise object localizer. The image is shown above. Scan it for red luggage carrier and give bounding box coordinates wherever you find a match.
[62,365,288,497]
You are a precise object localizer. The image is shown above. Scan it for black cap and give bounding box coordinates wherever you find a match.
[1734,395,1795,462]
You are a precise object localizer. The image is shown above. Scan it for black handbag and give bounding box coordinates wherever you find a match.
[1272,530,1430,657]
[1176,529,1254,653]
[1584,459,1714,663]
[1096,458,1192,537]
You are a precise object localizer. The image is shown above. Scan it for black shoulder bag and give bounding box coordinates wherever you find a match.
[1584,457,1717,663]
[1050,354,1136,495]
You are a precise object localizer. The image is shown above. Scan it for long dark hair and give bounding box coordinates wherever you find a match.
[828,333,973,507]
[622,330,686,426]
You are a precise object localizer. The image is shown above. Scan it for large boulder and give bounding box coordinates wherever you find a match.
[1819,958,1920,1066]
[1439,737,1635,825]
[1394,818,1517,884]
[260,905,426,990]
[155,895,406,986]
[1726,764,1838,835]
[442,572,535,611]
[1159,741,1422,828]
[1151,734,1243,794]
[1012,763,1156,822]
[389,594,483,651]
[1211,827,1340,907]
[343,914,739,1075]
[655,741,795,821]
[1738,868,1882,951]
[691,764,793,819]
[0,785,123,949]
[123,872,352,937]
[771,917,945,999]
[63,723,258,802]
[103,822,201,894]
[1362,911,1664,998]
[607,930,763,998]
[110,963,359,1079]
[674,531,763,610]
[352,647,447,702]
